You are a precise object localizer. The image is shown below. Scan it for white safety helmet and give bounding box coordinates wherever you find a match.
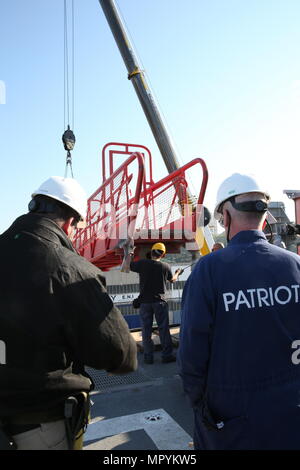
[214,173,270,221]
[31,176,87,220]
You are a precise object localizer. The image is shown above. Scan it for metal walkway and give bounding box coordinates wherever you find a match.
[83,329,194,451]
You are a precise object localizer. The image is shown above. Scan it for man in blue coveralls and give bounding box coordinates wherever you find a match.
[178,173,300,450]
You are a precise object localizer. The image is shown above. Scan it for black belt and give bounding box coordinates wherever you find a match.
[7,423,40,436]
[3,404,65,436]
[6,404,64,425]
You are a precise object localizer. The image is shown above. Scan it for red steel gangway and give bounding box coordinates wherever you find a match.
[73,142,209,270]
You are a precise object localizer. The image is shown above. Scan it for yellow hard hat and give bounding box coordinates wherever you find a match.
[151,242,166,254]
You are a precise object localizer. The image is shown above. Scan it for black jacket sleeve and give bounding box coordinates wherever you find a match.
[166,265,173,282]
[56,259,137,374]
[130,260,141,273]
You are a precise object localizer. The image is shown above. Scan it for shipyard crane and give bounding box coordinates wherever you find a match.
[73,0,215,270]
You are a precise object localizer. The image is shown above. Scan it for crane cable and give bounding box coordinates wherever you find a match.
[62,0,75,178]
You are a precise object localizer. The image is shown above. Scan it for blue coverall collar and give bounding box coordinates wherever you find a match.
[229,230,267,245]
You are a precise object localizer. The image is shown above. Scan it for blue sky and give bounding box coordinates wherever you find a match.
[0,0,299,234]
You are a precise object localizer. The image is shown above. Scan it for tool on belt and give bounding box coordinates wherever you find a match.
[64,392,90,450]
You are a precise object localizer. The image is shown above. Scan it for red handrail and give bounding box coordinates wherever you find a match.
[134,158,208,232]
[73,152,145,252]
[141,158,208,205]
[101,142,153,184]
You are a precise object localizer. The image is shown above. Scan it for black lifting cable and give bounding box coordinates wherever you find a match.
[62,0,76,178]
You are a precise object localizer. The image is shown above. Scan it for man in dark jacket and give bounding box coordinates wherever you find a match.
[130,243,182,365]
[178,173,300,450]
[0,176,137,450]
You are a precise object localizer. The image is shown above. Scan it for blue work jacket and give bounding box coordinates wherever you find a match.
[178,230,300,449]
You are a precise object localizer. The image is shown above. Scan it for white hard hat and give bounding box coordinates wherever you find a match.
[214,173,270,221]
[32,176,87,220]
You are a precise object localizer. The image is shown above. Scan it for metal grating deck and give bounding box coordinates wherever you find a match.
[85,367,151,391]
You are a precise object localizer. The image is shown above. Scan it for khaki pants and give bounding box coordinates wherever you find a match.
[12,420,70,450]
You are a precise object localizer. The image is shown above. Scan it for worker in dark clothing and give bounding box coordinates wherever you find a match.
[0,176,137,450]
[178,173,300,450]
[130,242,182,364]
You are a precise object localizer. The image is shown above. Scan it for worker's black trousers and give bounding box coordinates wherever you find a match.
[139,301,173,359]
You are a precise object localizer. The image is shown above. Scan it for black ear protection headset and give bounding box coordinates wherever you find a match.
[228,198,268,213]
[28,197,82,227]
[224,196,269,243]
[28,198,57,214]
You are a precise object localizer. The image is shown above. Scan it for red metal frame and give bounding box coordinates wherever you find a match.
[133,158,208,248]
[73,152,145,270]
[73,143,208,270]
[102,142,154,186]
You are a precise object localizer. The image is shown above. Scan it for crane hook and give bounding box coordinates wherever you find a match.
[62,125,75,178]
[62,125,76,151]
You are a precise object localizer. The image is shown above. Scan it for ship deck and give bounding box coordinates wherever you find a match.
[83,328,194,451]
